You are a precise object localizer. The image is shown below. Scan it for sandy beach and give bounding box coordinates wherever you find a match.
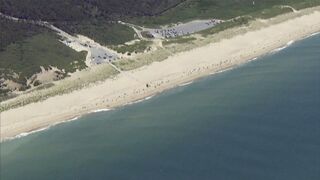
[1,8,320,141]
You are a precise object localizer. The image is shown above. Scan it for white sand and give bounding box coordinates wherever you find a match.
[1,8,320,141]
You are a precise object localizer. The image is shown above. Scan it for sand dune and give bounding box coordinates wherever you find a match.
[1,8,320,141]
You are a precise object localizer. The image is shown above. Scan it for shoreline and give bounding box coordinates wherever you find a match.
[2,9,320,142]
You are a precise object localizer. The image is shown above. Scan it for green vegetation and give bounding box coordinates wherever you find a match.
[111,40,152,54]
[113,48,173,71]
[1,64,118,111]
[252,5,293,19]
[0,18,47,51]
[0,0,184,21]
[115,0,320,72]
[3,0,318,27]
[0,0,184,47]
[0,32,86,79]
[0,32,87,87]
[0,18,88,99]
[200,16,253,36]
[0,89,11,102]
[289,0,320,9]
[1,0,320,104]
[163,37,197,45]
[55,21,136,46]
[130,0,320,27]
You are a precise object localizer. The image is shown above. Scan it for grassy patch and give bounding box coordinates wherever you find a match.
[199,16,252,37]
[289,0,320,9]
[114,48,172,71]
[163,37,197,45]
[130,0,320,27]
[1,64,118,111]
[0,0,184,21]
[0,32,87,84]
[0,89,11,101]
[0,17,47,51]
[55,21,136,45]
[111,40,152,54]
[252,6,294,19]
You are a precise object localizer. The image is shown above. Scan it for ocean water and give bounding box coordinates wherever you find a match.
[1,34,320,180]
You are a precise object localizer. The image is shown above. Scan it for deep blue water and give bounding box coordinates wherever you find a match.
[1,34,320,180]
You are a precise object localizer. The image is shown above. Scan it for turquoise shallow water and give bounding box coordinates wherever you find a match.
[1,34,320,180]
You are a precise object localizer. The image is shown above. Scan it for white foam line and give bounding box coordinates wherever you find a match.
[91,108,112,113]
[272,40,295,53]
[249,57,258,62]
[287,40,294,46]
[16,127,50,139]
[307,32,320,38]
[210,67,233,75]
[273,46,286,52]
[2,116,82,142]
[179,81,193,87]
[126,95,155,106]
[125,101,137,106]
[144,95,154,100]
[59,116,80,124]
[132,99,144,104]
[3,127,50,142]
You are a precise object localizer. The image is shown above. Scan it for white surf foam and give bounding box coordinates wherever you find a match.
[179,81,193,87]
[126,95,155,106]
[144,95,154,100]
[249,57,258,62]
[272,40,295,53]
[307,32,320,38]
[212,67,233,75]
[3,126,50,142]
[59,116,80,124]
[1,116,82,142]
[287,40,294,46]
[273,46,286,52]
[91,108,112,113]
